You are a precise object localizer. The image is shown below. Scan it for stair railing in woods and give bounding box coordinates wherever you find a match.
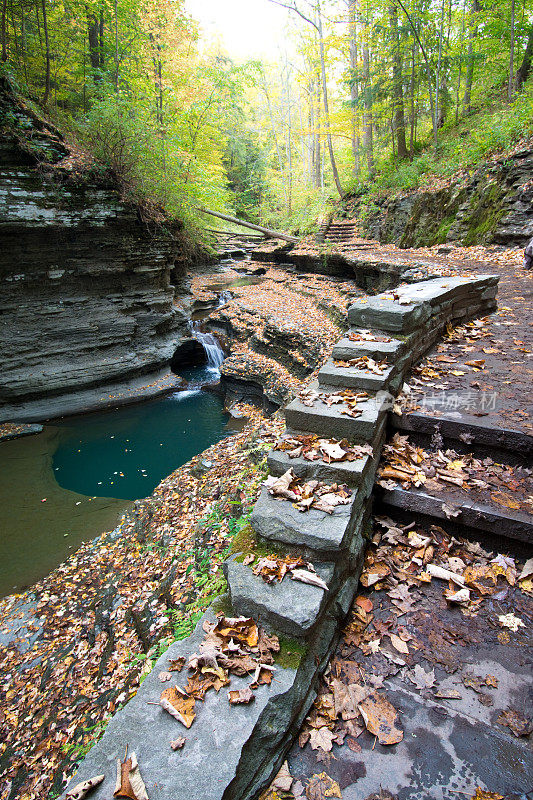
[198,207,299,244]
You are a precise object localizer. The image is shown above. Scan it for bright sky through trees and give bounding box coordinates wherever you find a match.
[184,0,292,60]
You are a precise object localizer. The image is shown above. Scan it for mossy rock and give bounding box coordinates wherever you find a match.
[460,182,507,246]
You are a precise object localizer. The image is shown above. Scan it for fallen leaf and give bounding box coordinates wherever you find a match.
[291,569,329,590]
[498,613,524,632]
[271,761,293,792]
[228,687,255,705]
[357,692,403,745]
[305,772,342,799]
[442,503,461,519]
[170,737,186,750]
[158,671,172,683]
[66,775,105,800]
[434,688,462,699]
[114,752,149,800]
[389,633,409,654]
[471,790,504,800]
[409,664,436,690]
[160,686,196,728]
[355,596,373,614]
[309,726,336,752]
[445,587,471,605]
[497,708,533,737]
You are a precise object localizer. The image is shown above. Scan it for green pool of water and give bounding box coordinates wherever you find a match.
[0,390,231,597]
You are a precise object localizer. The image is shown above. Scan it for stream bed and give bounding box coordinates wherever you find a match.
[0,389,232,597]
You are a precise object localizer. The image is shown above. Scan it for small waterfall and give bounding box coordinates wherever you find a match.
[188,320,225,370]
[217,290,233,307]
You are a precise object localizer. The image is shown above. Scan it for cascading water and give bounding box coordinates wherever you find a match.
[188,319,225,371]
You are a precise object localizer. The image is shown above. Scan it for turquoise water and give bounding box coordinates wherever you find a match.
[53,390,231,501]
[0,389,232,596]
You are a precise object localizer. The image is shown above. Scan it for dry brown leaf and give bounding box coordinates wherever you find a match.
[497,708,533,737]
[358,692,403,745]
[114,752,149,800]
[170,737,186,750]
[290,569,329,591]
[160,686,196,728]
[355,596,373,613]
[228,687,255,705]
[305,772,342,800]
[271,761,293,792]
[471,789,504,800]
[309,726,336,752]
[66,775,105,800]
[389,633,409,654]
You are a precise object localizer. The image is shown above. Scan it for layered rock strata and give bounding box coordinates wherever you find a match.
[0,85,189,422]
[362,148,533,248]
[61,273,498,800]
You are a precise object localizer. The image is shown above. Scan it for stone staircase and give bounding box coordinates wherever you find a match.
[60,274,499,800]
[316,219,356,244]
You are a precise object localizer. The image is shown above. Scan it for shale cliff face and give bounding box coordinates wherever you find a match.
[0,83,188,418]
[361,147,533,248]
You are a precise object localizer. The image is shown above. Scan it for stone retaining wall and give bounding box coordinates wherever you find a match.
[60,274,498,800]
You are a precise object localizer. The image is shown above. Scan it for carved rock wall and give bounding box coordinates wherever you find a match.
[0,85,189,416]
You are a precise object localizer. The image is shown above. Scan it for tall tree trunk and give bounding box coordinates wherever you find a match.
[360,3,374,174]
[463,0,480,113]
[435,0,446,127]
[315,80,322,188]
[396,0,438,146]
[508,0,515,99]
[516,24,533,89]
[41,0,50,105]
[88,12,100,72]
[317,4,344,197]
[455,0,466,123]
[1,0,8,61]
[389,0,408,158]
[409,39,417,157]
[114,0,119,88]
[99,8,104,68]
[348,0,360,176]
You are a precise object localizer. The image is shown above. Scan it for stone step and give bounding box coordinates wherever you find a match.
[60,590,362,800]
[224,555,335,639]
[284,388,390,443]
[267,447,374,487]
[348,275,498,333]
[332,331,404,362]
[59,609,298,800]
[317,358,393,391]
[250,486,365,559]
[377,485,533,548]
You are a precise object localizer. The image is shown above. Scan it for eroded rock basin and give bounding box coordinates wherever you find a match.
[0,389,231,597]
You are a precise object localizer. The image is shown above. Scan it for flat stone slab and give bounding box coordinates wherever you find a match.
[396,274,498,307]
[284,390,390,443]
[267,448,372,487]
[378,486,533,546]
[348,295,430,333]
[251,487,362,557]
[332,331,403,362]
[0,369,183,423]
[224,556,334,638]
[60,609,297,800]
[318,358,393,391]
[347,275,499,333]
[0,422,43,441]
